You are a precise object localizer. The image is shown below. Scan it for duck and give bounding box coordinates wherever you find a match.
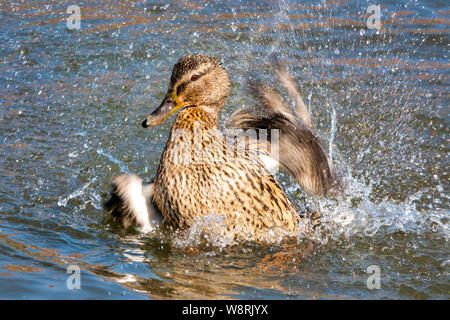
[104,54,340,242]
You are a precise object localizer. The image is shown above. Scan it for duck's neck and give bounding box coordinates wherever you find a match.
[156,105,223,171]
[172,106,220,131]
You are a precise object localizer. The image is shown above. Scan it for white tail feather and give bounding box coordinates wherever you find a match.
[105,174,163,232]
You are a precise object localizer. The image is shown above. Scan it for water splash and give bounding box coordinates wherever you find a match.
[329,106,337,163]
[172,214,292,249]
[303,171,449,244]
[96,148,130,173]
[57,177,97,207]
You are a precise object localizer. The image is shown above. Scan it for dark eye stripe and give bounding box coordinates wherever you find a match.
[176,83,186,96]
[191,69,209,81]
[176,71,207,95]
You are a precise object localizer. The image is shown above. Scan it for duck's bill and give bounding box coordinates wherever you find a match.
[142,93,184,128]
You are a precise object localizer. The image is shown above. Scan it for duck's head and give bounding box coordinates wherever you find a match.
[142,54,230,128]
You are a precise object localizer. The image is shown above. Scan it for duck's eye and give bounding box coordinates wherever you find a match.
[191,74,200,81]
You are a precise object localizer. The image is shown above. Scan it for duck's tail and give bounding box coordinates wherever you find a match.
[103,174,163,232]
[227,63,340,197]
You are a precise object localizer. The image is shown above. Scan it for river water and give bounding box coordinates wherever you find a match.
[0,0,448,299]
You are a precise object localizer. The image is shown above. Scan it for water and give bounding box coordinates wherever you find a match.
[0,0,448,299]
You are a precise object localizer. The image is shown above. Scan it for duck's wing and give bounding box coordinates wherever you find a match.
[227,69,340,197]
[103,174,163,232]
[275,62,312,128]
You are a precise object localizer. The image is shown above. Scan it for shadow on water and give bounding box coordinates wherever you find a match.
[0,0,448,299]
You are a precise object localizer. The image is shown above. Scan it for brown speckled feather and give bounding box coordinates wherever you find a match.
[153,107,300,240]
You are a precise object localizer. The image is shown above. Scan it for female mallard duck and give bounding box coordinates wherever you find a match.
[104,54,339,242]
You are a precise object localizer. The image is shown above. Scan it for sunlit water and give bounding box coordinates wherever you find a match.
[0,0,448,299]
